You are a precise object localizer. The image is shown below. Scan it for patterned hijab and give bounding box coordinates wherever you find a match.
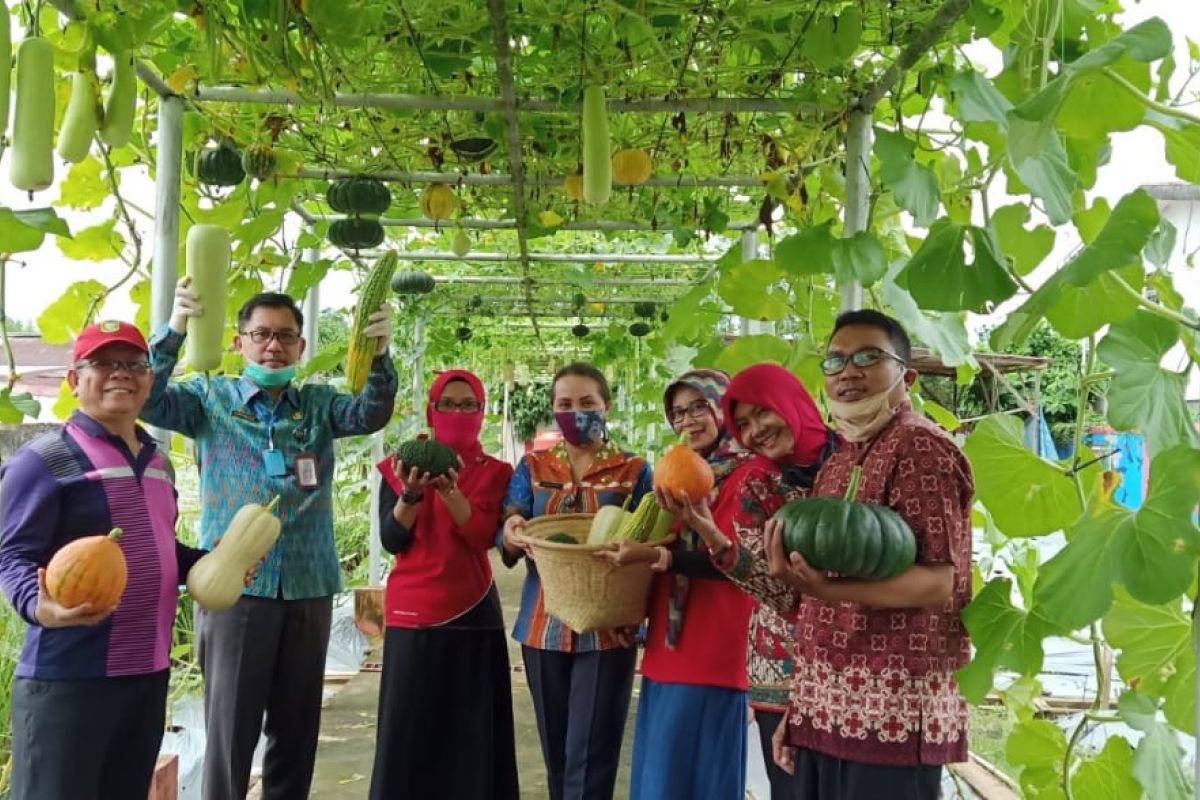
[662,369,751,648]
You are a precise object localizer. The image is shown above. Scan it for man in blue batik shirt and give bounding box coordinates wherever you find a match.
[141,279,397,800]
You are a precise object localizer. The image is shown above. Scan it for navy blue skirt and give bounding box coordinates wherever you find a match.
[630,678,749,800]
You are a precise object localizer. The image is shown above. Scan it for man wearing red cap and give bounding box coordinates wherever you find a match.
[0,320,213,799]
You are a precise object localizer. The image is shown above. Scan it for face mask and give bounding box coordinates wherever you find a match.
[430,408,483,450]
[244,362,297,389]
[827,372,905,443]
[555,410,608,447]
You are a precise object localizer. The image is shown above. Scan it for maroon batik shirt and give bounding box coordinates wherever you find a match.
[786,409,974,767]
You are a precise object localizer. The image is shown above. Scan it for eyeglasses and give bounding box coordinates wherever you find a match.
[668,398,711,425]
[435,398,482,413]
[820,347,906,376]
[241,329,301,346]
[75,358,153,376]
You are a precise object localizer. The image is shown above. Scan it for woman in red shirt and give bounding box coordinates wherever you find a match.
[368,370,518,800]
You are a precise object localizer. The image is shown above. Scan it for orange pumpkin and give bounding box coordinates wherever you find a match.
[45,528,127,613]
[653,435,715,501]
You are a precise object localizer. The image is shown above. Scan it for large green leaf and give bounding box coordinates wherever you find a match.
[1033,446,1200,629]
[1011,130,1079,225]
[990,190,1160,350]
[1007,718,1068,800]
[775,224,833,277]
[956,578,1051,704]
[717,259,791,321]
[1097,311,1196,454]
[712,334,793,376]
[894,219,1017,312]
[830,232,887,288]
[1144,111,1200,183]
[1059,57,1150,139]
[661,281,716,344]
[1103,589,1196,735]
[1070,737,1142,800]
[59,220,125,262]
[949,69,1012,125]
[58,156,108,211]
[36,280,106,344]
[963,415,1082,537]
[0,206,71,254]
[874,129,941,227]
[1119,692,1192,800]
[776,224,886,288]
[990,203,1055,276]
[881,263,978,372]
[1044,263,1143,339]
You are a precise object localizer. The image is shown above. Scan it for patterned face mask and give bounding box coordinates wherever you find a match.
[554,410,608,446]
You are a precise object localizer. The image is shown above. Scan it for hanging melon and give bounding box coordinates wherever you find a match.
[451,228,471,257]
[327,176,391,215]
[10,36,55,192]
[612,148,652,185]
[581,85,611,205]
[241,143,278,181]
[98,53,136,148]
[328,217,385,250]
[421,184,456,220]
[197,142,245,186]
[628,322,651,337]
[391,270,436,295]
[56,49,102,164]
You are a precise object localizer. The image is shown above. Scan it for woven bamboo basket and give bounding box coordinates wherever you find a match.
[517,513,658,633]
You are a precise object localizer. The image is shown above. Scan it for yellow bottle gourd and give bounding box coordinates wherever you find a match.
[10,36,55,192]
[0,8,11,139]
[581,85,611,205]
[98,53,136,148]
[187,498,282,611]
[56,49,102,164]
[184,225,230,372]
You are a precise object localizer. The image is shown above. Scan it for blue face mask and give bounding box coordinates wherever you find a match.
[555,410,608,446]
[244,362,297,389]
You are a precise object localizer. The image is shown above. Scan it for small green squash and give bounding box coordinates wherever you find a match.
[197,142,245,187]
[628,322,651,337]
[328,217,385,250]
[327,176,391,215]
[241,143,277,181]
[571,323,590,338]
[633,301,656,318]
[394,436,459,477]
[775,465,917,580]
[391,271,436,295]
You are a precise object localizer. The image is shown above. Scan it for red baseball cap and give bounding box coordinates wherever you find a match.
[72,320,149,362]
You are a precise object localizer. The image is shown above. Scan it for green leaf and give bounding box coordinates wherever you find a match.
[776,223,834,276]
[1145,111,1200,184]
[712,334,793,376]
[990,203,1055,276]
[895,219,1017,312]
[1118,692,1193,800]
[1007,718,1067,799]
[956,578,1050,703]
[1098,311,1196,454]
[297,345,347,379]
[949,70,1012,125]
[1012,131,1079,226]
[802,15,841,70]
[661,281,716,344]
[874,129,941,227]
[963,415,1082,537]
[1070,737,1142,800]
[129,278,151,334]
[59,220,124,261]
[1044,263,1143,340]
[7,391,40,419]
[1059,58,1150,139]
[833,6,861,60]
[285,258,334,300]
[1103,588,1196,735]
[58,156,109,211]
[882,263,978,371]
[233,207,287,256]
[1034,446,1200,629]
[1145,219,1178,268]
[831,232,887,287]
[718,259,790,321]
[0,390,27,423]
[36,280,106,344]
[991,190,1160,350]
[0,210,46,253]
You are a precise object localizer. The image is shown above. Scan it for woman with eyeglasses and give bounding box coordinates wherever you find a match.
[369,370,519,800]
[657,363,836,800]
[498,362,653,800]
[590,369,773,799]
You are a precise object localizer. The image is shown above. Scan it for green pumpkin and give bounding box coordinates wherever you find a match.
[628,321,651,337]
[394,437,459,477]
[775,466,916,580]
[391,270,436,295]
[633,301,656,318]
[327,176,391,215]
[328,217,385,250]
[545,532,579,544]
[241,143,277,181]
[196,143,245,187]
[571,323,590,338]
[456,326,473,342]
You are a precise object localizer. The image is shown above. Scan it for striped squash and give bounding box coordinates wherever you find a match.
[345,250,398,393]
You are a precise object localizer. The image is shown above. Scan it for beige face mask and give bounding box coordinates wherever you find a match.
[827,372,905,443]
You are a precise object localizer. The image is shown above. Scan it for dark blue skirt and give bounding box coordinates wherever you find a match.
[630,678,749,800]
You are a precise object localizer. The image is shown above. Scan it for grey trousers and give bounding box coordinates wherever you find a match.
[197,594,333,800]
[10,670,168,800]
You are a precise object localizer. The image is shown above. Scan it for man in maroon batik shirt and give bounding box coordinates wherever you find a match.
[764,309,975,800]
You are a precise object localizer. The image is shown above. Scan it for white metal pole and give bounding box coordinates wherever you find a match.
[368,431,385,587]
[148,95,184,453]
[840,109,873,312]
[300,229,320,364]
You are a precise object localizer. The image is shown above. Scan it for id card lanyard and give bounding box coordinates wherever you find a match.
[262,402,288,477]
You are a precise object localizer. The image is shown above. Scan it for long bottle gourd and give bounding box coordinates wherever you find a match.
[99,53,136,148]
[10,36,54,192]
[56,49,101,164]
[0,7,11,139]
[581,85,611,205]
[184,225,230,371]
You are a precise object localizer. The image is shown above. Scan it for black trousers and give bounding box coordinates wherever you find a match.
[755,709,802,800]
[197,594,332,800]
[10,669,169,800]
[793,747,943,800]
[522,645,637,800]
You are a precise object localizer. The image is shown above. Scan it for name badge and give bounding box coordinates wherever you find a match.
[295,453,319,490]
[263,448,287,477]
